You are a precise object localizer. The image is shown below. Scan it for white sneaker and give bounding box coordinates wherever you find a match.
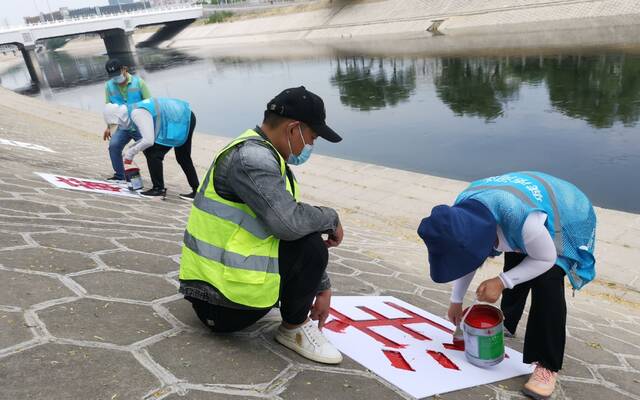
[275,320,343,364]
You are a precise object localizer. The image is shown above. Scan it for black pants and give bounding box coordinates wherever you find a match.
[188,232,328,333]
[500,252,566,371]
[143,111,199,191]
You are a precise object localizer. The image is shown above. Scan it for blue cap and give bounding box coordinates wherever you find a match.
[417,199,497,283]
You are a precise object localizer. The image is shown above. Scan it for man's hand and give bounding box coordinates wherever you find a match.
[324,222,343,248]
[103,127,111,141]
[124,158,133,165]
[476,277,505,303]
[310,289,332,329]
[447,302,463,326]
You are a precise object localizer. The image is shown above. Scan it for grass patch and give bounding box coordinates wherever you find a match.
[206,11,234,24]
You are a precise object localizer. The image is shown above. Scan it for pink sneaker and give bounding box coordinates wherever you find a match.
[522,364,557,400]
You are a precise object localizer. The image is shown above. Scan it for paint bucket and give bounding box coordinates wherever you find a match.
[125,165,143,191]
[462,304,505,368]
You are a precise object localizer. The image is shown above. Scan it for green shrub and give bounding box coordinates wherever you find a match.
[206,11,234,24]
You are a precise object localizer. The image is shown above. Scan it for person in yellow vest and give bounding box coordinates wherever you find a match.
[179,87,344,364]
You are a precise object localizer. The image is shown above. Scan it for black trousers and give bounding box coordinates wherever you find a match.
[188,232,328,333]
[143,111,199,191]
[500,252,567,371]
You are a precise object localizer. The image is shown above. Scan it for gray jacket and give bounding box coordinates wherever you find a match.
[180,127,338,309]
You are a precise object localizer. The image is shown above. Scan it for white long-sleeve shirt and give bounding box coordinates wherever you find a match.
[124,108,155,161]
[450,211,557,303]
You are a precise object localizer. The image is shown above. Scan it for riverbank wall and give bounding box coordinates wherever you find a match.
[161,0,640,49]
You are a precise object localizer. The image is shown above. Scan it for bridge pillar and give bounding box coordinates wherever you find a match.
[20,45,44,84]
[102,29,135,55]
[101,29,137,67]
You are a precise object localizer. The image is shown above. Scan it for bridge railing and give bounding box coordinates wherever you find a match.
[0,5,202,31]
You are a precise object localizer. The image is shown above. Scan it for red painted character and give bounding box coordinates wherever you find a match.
[325,302,462,371]
[56,177,122,192]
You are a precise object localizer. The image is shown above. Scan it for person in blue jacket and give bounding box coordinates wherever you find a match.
[418,172,596,400]
[102,58,152,182]
[103,97,199,200]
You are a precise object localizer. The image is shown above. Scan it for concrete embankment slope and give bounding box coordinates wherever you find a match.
[165,0,640,48]
[0,86,638,299]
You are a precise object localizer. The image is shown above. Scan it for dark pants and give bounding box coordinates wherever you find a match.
[501,252,566,372]
[188,232,328,333]
[143,111,199,191]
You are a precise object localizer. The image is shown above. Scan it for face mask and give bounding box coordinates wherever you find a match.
[287,125,313,166]
[113,73,126,84]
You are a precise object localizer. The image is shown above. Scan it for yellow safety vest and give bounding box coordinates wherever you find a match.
[179,129,299,308]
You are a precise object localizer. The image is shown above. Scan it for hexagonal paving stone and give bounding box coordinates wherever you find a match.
[560,381,636,399]
[0,343,159,399]
[340,258,394,275]
[0,199,63,214]
[0,270,75,308]
[164,298,203,329]
[564,337,620,366]
[627,357,640,370]
[437,385,498,399]
[38,298,172,345]
[72,271,177,302]
[358,272,417,293]
[0,311,32,349]
[0,247,97,274]
[330,248,374,262]
[419,287,456,306]
[560,355,595,379]
[147,331,288,385]
[569,328,640,356]
[280,370,404,400]
[163,390,260,399]
[0,231,27,248]
[599,369,640,397]
[65,205,125,219]
[117,238,182,256]
[328,273,376,295]
[100,251,179,274]
[326,261,357,276]
[0,183,39,193]
[31,232,118,253]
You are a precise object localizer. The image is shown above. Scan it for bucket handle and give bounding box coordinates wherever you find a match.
[460,298,478,326]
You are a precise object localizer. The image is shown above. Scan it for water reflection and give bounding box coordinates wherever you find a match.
[9,49,200,94]
[543,55,640,128]
[431,55,640,128]
[435,58,519,121]
[330,57,416,111]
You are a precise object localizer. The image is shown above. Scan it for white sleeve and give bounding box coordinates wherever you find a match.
[124,109,155,161]
[498,212,557,289]
[451,270,476,303]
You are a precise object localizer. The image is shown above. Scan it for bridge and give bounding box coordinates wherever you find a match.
[0,5,203,84]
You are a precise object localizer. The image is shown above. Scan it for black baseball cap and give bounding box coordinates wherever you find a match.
[267,86,342,143]
[105,58,124,77]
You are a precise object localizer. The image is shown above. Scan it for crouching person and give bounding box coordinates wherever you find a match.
[103,98,199,200]
[418,171,596,400]
[179,87,344,364]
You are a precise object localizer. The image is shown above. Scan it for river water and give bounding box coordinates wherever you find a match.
[1,42,640,212]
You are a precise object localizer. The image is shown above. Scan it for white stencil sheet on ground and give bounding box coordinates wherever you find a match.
[0,138,55,153]
[35,172,140,198]
[323,296,533,399]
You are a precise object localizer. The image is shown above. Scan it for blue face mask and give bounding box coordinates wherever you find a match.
[287,125,313,165]
[113,74,126,84]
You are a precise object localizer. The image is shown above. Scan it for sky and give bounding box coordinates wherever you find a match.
[1,0,108,27]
